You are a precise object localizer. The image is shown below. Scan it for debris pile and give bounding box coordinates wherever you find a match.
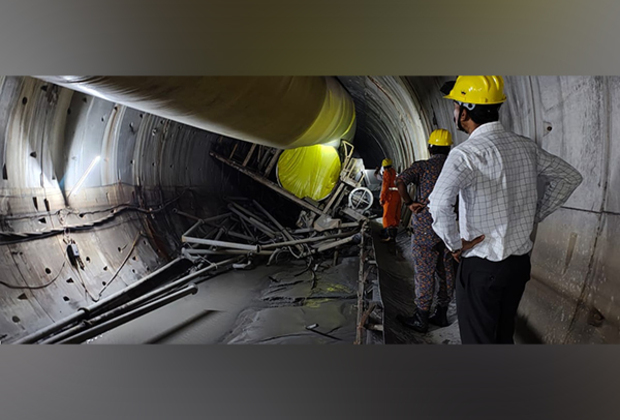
[177,198,364,268]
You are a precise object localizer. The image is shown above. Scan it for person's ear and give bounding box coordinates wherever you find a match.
[460,108,470,123]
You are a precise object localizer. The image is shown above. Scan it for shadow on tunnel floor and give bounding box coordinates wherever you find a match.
[514,314,544,344]
[371,221,461,345]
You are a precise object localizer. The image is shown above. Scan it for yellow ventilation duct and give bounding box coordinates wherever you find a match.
[276,144,342,202]
[36,76,356,149]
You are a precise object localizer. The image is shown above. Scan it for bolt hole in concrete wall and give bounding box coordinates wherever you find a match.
[21,97,27,105]
[44,268,51,274]
[12,316,20,323]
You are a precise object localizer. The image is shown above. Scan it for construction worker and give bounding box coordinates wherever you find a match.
[375,158,401,242]
[395,129,456,333]
[428,76,583,344]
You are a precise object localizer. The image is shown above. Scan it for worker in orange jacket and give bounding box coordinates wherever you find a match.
[375,158,401,242]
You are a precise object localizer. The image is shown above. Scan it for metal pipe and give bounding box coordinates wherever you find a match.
[45,256,241,344]
[228,206,277,238]
[315,235,358,252]
[58,285,198,344]
[179,257,243,284]
[182,236,260,252]
[252,200,304,253]
[174,209,231,224]
[292,222,360,234]
[261,231,358,250]
[183,220,203,237]
[12,257,190,344]
[228,202,273,230]
[211,152,326,216]
[184,248,274,256]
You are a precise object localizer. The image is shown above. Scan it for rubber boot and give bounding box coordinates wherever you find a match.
[399,310,429,333]
[428,305,449,327]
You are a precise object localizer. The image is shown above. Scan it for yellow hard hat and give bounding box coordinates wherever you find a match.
[444,75,507,105]
[428,129,452,146]
[382,158,392,167]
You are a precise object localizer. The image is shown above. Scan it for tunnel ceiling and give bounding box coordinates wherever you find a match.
[0,75,618,344]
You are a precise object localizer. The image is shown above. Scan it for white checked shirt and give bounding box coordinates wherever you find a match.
[428,122,583,262]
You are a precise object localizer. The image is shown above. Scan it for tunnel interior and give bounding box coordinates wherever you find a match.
[0,75,617,344]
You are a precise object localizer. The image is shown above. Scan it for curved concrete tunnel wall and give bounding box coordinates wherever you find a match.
[0,76,245,342]
[0,75,617,344]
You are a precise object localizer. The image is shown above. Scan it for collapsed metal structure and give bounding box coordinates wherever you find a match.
[12,136,385,345]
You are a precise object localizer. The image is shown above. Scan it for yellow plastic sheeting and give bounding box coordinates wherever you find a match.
[277,145,341,201]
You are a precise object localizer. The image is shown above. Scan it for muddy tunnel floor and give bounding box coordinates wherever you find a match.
[370,220,461,345]
[87,255,360,344]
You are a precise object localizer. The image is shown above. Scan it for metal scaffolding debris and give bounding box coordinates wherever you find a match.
[203,138,384,344]
[177,198,364,266]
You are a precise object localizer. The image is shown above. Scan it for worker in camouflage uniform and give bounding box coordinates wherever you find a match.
[396,129,457,333]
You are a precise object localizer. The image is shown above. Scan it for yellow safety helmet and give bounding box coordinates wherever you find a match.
[382,158,393,167]
[444,75,507,106]
[428,129,452,147]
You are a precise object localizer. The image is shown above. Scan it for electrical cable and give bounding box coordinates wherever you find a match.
[0,261,66,290]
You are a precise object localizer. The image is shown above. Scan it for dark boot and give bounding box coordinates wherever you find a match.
[399,310,429,333]
[381,228,394,242]
[428,305,449,327]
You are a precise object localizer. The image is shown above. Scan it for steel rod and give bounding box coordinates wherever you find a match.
[211,152,325,215]
[46,257,241,344]
[184,248,274,256]
[58,285,198,344]
[182,236,260,252]
[183,220,203,237]
[12,257,188,344]
[261,231,358,250]
[228,206,277,238]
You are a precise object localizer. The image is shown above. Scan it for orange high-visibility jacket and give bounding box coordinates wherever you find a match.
[380,167,401,228]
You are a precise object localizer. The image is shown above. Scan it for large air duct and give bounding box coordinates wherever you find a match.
[36,76,356,149]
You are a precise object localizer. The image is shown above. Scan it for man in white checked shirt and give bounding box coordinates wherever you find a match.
[428,76,583,344]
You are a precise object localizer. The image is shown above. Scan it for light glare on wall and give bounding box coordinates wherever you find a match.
[67,155,101,198]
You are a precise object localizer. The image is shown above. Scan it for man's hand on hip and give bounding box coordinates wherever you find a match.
[451,235,485,262]
[408,202,426,214]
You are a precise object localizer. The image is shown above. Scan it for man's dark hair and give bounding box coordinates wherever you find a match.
[466,103,502,125]
[428,145,451,155]
[440,81,455,95]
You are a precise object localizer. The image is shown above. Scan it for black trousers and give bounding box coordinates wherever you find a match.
[456,254,531,344]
